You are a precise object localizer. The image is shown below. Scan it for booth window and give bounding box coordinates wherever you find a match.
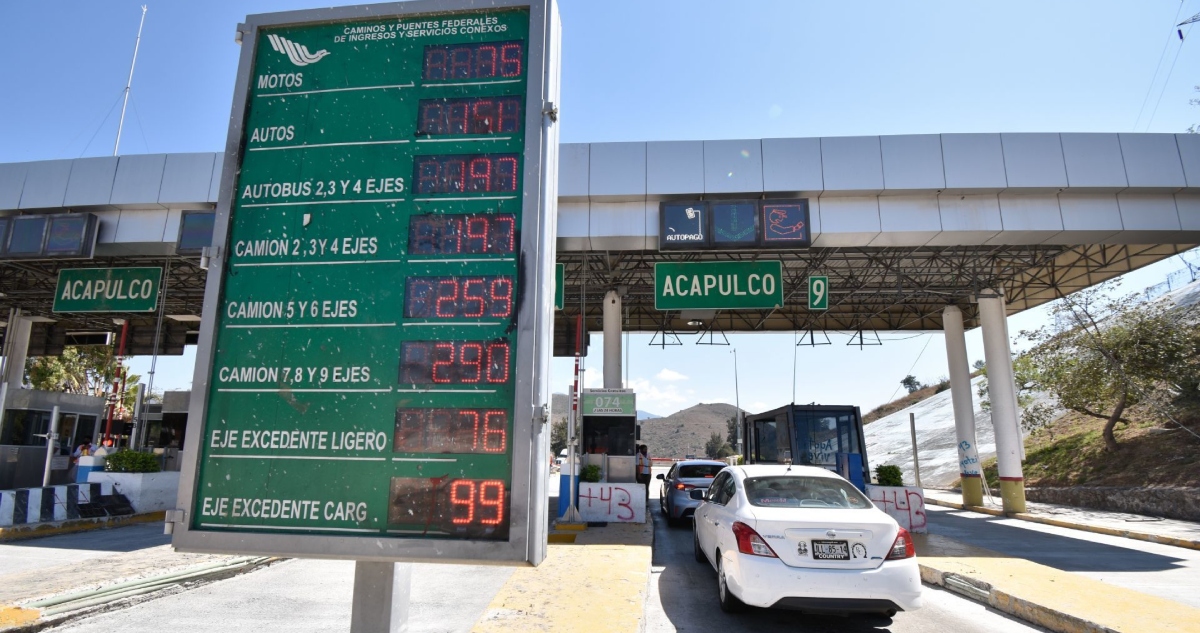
[0,409,54,446]
[177,211,216,253]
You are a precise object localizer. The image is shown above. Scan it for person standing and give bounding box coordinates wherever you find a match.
[636,444,652,502]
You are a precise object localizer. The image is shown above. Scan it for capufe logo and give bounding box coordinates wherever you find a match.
[268,34,330,67]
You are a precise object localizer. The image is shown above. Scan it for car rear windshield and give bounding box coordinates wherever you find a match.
[743,476,871,509]
[678,464,724,479]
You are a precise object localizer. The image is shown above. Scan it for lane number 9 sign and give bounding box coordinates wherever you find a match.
[808,275,829,311]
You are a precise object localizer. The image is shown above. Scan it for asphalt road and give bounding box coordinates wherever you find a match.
[645,513,1049,633]
[925,504,1200,610]
[0,523,170,575]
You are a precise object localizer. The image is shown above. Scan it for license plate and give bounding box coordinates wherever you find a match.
[811,540,849,560]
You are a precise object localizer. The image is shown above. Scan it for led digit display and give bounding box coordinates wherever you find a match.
[399,340,511,385]
[408,214,516,256]
[422,41,524,81]
[417,97,522,136]
[388,477,508,539]
[414,154,519,195]
[394,408,508,454]
[405,276,514,319]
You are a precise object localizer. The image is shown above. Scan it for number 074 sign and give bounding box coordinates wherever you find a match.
[581,389,636,416]
[808,275,829,311]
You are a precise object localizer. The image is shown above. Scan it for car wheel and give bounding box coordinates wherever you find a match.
[716,557,746,613]
[693,528,707,564]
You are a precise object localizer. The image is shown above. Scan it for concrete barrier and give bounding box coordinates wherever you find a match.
[87,471,179,513]
[0,483,113,526]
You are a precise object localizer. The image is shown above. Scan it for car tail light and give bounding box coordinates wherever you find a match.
[887,527,915,560]
[732,521,778,558]
[673,482,695,491]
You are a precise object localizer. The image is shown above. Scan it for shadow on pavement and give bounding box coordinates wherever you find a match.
[926,508,1186,572]
[4,523,170,553]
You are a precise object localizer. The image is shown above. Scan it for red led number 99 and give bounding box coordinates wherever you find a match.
[449,479,505,526]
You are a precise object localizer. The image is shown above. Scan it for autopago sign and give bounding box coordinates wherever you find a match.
[53,267,161,313]
[581,389,635,416]
[174,0,560,567]
[654,261,784,311]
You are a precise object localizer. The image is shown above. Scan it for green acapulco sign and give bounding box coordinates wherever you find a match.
[654,261,784,311]
[581,389,636,416]
[53,267,161,313]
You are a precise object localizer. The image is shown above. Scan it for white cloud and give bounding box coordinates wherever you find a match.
[655,368,688,381]
[628,377,689,415]
[752,401,768,411]
[583,367,602,388]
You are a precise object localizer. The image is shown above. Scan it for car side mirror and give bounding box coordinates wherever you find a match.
[689,489,705,501]
[655,474,664,480]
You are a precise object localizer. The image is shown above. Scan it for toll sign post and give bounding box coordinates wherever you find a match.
[172,0,561,592]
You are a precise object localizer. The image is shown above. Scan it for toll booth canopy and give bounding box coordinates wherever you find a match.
[743,404,870,484]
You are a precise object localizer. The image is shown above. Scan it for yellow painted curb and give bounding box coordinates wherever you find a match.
[0,512,165,543]
[472,542,651,633]
[0,606,39,629]
[547,533,577,543]
[917,534,1200,633]
[553,523,587,532]
[925,498,1200,552]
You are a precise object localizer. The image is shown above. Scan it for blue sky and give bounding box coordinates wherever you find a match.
[1,1,1198,415]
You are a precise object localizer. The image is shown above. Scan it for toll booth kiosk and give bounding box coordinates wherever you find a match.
[575,389,644,522]
[742,403,870,490]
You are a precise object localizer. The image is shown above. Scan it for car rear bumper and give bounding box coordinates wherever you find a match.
[667,493,700,518]
[725,553,923,612]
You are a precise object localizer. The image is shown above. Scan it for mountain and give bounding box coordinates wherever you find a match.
[637,410,661,420]
[638,402,742,459]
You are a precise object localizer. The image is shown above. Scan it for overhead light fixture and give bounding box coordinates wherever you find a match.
[687,320,703,327]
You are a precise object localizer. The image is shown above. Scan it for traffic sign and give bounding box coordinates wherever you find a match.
[581,389,635,416]
[175,0,560,566]
[808,275,829,310]
[654,261,784,311]
[555,263,564,310]
[53,267,161,313]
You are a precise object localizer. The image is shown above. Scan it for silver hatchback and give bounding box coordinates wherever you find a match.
[657,459,727,527]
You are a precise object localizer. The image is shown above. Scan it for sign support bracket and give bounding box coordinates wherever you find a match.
[350,561,411,633]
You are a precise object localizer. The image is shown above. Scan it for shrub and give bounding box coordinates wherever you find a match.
[875,464,903,486]
[580,464,602,482]
[104,450,161,473]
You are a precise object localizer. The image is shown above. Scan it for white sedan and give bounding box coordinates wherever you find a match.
[691,464,923,616]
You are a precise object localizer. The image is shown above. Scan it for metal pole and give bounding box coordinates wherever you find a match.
[114,5,148,156]
[350,562,410,633]
[145,259,170,412]
[131,382,146,450]
[732,348,742,454]
[104,320,129,442]
[42,406,60,487]
[908,412,922,489]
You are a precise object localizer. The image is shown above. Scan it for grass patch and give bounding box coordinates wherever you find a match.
[976,402,1200,489]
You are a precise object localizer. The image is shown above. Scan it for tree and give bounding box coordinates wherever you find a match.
[972,359,986,371]
[25,346,141,413]
[550,417,568,455]
[1188,85,1199,134]
[704,431,733,459]
[1017,284,1200,451]
[900,375,922,394]
[726,415,738,446]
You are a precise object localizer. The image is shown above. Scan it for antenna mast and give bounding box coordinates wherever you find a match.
[114,5,148,156]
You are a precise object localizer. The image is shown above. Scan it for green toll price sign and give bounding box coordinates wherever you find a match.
[175,1,560,565]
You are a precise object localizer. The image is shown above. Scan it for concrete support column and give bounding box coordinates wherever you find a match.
[942,306,983,506]
[3,312,31,390]
[602,290,622,389]
[977,289,1026,513]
